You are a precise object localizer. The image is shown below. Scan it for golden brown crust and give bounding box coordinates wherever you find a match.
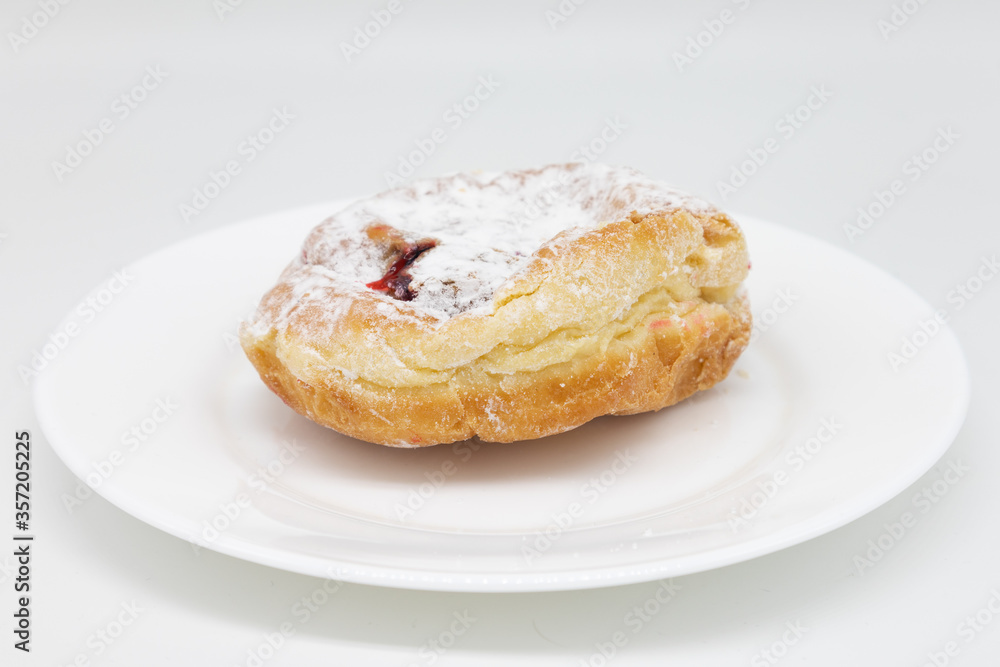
[240,166,752,446]
[243,292,750,445]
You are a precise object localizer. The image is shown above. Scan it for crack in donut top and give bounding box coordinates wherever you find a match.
[287,163,714,321]
[365,239,438,301]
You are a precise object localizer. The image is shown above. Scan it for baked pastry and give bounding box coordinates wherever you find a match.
[240,162,751,446]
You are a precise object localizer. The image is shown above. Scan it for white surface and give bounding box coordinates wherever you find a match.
[2,0,999,664]
[33,208,970,593]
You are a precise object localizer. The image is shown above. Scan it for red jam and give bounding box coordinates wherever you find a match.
[365,240,437,301]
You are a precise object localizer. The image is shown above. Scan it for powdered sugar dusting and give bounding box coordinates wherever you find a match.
[254,162,713,328]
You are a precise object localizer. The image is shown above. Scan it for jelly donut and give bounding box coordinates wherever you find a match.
[239,162,751,446]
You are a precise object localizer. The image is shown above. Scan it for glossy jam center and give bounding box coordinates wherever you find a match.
[365,240,437,301]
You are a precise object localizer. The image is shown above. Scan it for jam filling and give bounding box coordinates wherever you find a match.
[365,240,437,301]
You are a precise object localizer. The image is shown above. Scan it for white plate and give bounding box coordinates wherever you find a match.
[34,203,969,592]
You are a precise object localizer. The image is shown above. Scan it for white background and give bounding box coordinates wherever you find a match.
[2,0,999,664]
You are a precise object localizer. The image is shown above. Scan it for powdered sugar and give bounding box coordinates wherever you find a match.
[257,162,713,327]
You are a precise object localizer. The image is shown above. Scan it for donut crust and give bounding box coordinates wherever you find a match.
[240,167,751,446]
